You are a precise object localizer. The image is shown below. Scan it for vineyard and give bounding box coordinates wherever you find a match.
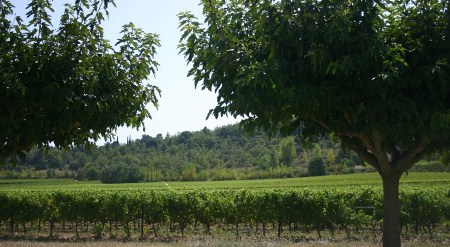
[1,172,449,191]
[0,184,449,240]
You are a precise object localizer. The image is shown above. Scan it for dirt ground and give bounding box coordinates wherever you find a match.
[1,237,449,247]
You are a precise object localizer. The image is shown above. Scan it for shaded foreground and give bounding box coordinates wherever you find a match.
[1,237,449,247]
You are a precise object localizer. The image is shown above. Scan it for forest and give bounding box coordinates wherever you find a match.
[1,124,447,183]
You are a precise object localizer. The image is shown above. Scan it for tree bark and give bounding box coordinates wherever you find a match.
[381,172,402,247]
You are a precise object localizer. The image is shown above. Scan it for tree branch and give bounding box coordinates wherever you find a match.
[305,113,331,131]
[341,137,381,172]
[394,135,430,173]
[389,144,400,163]
[306,112,361,138]
[370,130,391,174]
[357,132,375,150]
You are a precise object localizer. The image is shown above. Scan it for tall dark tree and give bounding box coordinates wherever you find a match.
[279,137,296,166]
[178,0,450,246]
[308,156,326,177]
[0,0,160,161]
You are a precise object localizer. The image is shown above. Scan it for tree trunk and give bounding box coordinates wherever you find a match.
[382,173,402,247]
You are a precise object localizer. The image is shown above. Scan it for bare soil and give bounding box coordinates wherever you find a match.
[1,237,449,247]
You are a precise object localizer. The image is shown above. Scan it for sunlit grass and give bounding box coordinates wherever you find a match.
[0,172,448,191]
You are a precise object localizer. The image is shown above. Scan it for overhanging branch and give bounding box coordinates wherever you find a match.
[305,113,383,172]
[304,113,432,175]
[341,137,381,172]
[370,130,391,173]
[306,113,361,137]
[394,135,430,173]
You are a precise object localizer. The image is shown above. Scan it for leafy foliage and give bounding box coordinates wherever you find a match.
[3,124,377,181]
[308,156,326,177]
[178,0,450,175]
[0,0,160,161]
[279,137,296,166]
[100,162,143,183]
[179,1,450,245]
[3,124,447,182]
[0,186,447,238]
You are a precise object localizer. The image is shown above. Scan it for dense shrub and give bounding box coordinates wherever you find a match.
[100,163,144,183]
[308,156,326,176]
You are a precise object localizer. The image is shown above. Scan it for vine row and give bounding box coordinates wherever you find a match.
[0,187,448,238]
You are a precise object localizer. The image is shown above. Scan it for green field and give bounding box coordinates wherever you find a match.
[0,172,448,242]
[0,172,448,191]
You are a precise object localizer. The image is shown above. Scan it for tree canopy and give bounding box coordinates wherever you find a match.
[179,0,450,246]
[0,0,160,161]
[1,123,445,181]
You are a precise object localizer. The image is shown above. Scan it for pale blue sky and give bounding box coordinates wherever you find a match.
[12,0,240,143]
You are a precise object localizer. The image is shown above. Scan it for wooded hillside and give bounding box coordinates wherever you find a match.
[2,124,446,182]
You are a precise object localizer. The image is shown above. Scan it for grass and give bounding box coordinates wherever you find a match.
[0,172,449,191]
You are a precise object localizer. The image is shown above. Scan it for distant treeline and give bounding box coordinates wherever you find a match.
[1,124,447,182]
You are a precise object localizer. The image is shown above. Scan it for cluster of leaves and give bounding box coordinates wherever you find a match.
[0,0,160,161]
[178,3,450,243]
[179,0,450,174]
[0,186,447,238]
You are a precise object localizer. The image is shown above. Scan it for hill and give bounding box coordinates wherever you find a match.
[1,124,447,182]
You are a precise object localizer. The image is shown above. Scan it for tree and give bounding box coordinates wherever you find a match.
[308,156,326,177]
[269,150,279,168]
[84,166,100,180]
[279,137,296,166]
[308,144,326,176]
[147,164,163,182]
[178,1,450,246]
[312,144,323,159]
[325,149,336,168]
[0,0,160,161]
[100,162,143,183]
[181,163,197,181]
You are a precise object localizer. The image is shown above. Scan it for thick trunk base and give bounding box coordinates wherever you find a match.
[382,173,402,247]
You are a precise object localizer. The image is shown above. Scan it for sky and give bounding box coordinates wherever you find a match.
[12,0,241,143]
